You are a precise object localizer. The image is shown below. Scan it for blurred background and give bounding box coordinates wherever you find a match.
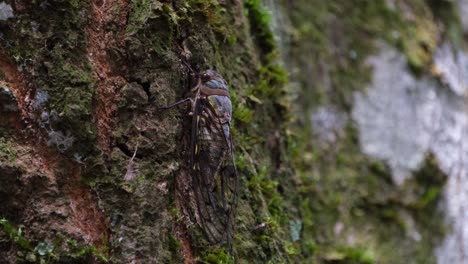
[279,1,467,263]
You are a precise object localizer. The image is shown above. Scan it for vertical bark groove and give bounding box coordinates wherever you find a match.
[87,0,129,155]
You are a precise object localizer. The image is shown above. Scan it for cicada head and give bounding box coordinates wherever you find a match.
[200,69,228,91]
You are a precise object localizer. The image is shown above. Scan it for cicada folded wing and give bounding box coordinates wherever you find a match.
[191,97,239,246]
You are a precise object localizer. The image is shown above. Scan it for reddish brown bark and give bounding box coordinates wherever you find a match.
[87,0,129,155]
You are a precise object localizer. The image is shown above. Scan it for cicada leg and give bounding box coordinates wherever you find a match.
[158,97,193,110]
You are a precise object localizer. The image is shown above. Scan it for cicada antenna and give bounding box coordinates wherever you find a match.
[181,60,201,94]
[182,60,196,76]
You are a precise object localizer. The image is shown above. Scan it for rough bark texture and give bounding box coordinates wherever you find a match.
[0,0,466,263]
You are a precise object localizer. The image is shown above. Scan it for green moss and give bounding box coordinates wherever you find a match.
[256,63,288,97]
[127,0,165,34]
[0,218,31,250]
[400,18,438,73]
[61,239,110,262]
[0,218,109,263]
[199,247,235,264]
[233,105,254,124]
[225,4,295,263]
[244,0,276,54]
[331,246,375,264]
[412,186,441,209]
[284,242,300,256]
[0,138,17,163]
[54,64,93,116]
[126,1,177,56]
[187,0,230,37]
[167,234,184,263]
[292,123,446,263]
[231,91,254,124]
[168,235,181,253]
[127,0,232,48]
[64,0,84,8]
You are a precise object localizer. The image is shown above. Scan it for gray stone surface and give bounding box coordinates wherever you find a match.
[352,44,468,264]
[459,0,468,33]
[352,48,436,185]
[0,2,13,21]
[433,42,468,96]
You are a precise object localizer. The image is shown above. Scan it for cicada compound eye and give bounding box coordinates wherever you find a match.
[201,73,210,82]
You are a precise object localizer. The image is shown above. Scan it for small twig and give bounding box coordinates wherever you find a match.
[130,143,139,161]
[157,97,192,110]
[124,143,139,181]
[181,60,196,75]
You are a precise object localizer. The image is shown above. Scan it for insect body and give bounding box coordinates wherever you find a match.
[162,69,238,246]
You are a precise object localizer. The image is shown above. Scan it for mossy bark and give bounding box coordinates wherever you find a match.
[0,0,461,263]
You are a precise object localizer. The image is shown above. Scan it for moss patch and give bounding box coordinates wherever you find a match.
[0,218,109,263]
[0,138,17,163]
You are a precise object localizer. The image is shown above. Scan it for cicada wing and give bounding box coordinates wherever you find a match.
[191,98,238,246]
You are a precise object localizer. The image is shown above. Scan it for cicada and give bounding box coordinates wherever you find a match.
[161,68,239,246]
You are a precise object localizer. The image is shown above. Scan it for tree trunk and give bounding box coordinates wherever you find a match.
[0,0,466,263]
